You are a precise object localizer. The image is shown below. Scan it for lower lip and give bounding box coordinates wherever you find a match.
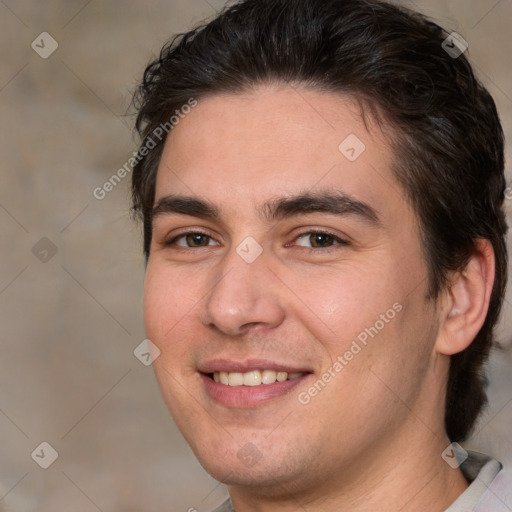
[201,373,310,408]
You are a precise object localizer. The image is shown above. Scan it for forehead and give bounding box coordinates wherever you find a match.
[155,85,402,219]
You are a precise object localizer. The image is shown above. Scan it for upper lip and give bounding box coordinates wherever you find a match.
[198,358,313,374]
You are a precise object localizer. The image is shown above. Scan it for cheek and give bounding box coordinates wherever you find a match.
[287,258,428,405]
[286,262,402,349]
[143,264,205,413]
[143,262,201,351]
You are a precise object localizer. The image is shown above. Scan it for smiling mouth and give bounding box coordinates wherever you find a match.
[207,370,308,386]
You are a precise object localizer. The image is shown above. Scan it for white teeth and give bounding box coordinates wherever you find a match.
[276,371,288,382]
[243,370,261,386]
[213,370,305,386]
[228,372,244,386]
[261,369,277,384]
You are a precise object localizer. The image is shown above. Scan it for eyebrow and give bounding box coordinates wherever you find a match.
[152,191,381,227]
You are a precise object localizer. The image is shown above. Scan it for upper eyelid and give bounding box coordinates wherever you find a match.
[161,225,216,238]
[295,229,345,240]
[168,230,219,245]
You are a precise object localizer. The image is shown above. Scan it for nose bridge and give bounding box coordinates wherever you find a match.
[200,243,284,335]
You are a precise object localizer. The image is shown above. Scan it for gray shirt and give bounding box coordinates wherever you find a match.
[212,451,508,512]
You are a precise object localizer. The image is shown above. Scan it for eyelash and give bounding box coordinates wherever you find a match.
[164,229,350,252]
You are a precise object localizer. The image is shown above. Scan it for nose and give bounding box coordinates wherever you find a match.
[200,247,286,337]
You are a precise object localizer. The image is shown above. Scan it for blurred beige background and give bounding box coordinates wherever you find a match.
[0,1,511,511]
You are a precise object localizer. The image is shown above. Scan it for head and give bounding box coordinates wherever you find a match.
[132,0,507,496]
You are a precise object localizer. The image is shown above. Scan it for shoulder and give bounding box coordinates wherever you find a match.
[446,450,510,511]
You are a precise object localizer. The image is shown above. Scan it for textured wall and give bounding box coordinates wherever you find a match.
[0,1,511,510]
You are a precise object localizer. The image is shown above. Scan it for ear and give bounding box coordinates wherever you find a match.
[435,239,495,356]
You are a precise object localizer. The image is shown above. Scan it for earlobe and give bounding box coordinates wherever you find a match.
[435,239,495,356]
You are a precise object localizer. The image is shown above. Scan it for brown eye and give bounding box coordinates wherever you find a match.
[295,231,344,248]
[309,233,336,247]
[186,233,211,247]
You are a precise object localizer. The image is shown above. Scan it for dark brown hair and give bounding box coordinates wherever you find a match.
[132,0,508,442]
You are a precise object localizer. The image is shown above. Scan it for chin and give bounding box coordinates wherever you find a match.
[191,436,305,489]
[202,458,291,488]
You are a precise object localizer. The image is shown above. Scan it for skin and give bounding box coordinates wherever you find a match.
[143,84,495,511]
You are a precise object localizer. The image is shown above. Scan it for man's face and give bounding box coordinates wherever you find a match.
[144,86,441,492]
